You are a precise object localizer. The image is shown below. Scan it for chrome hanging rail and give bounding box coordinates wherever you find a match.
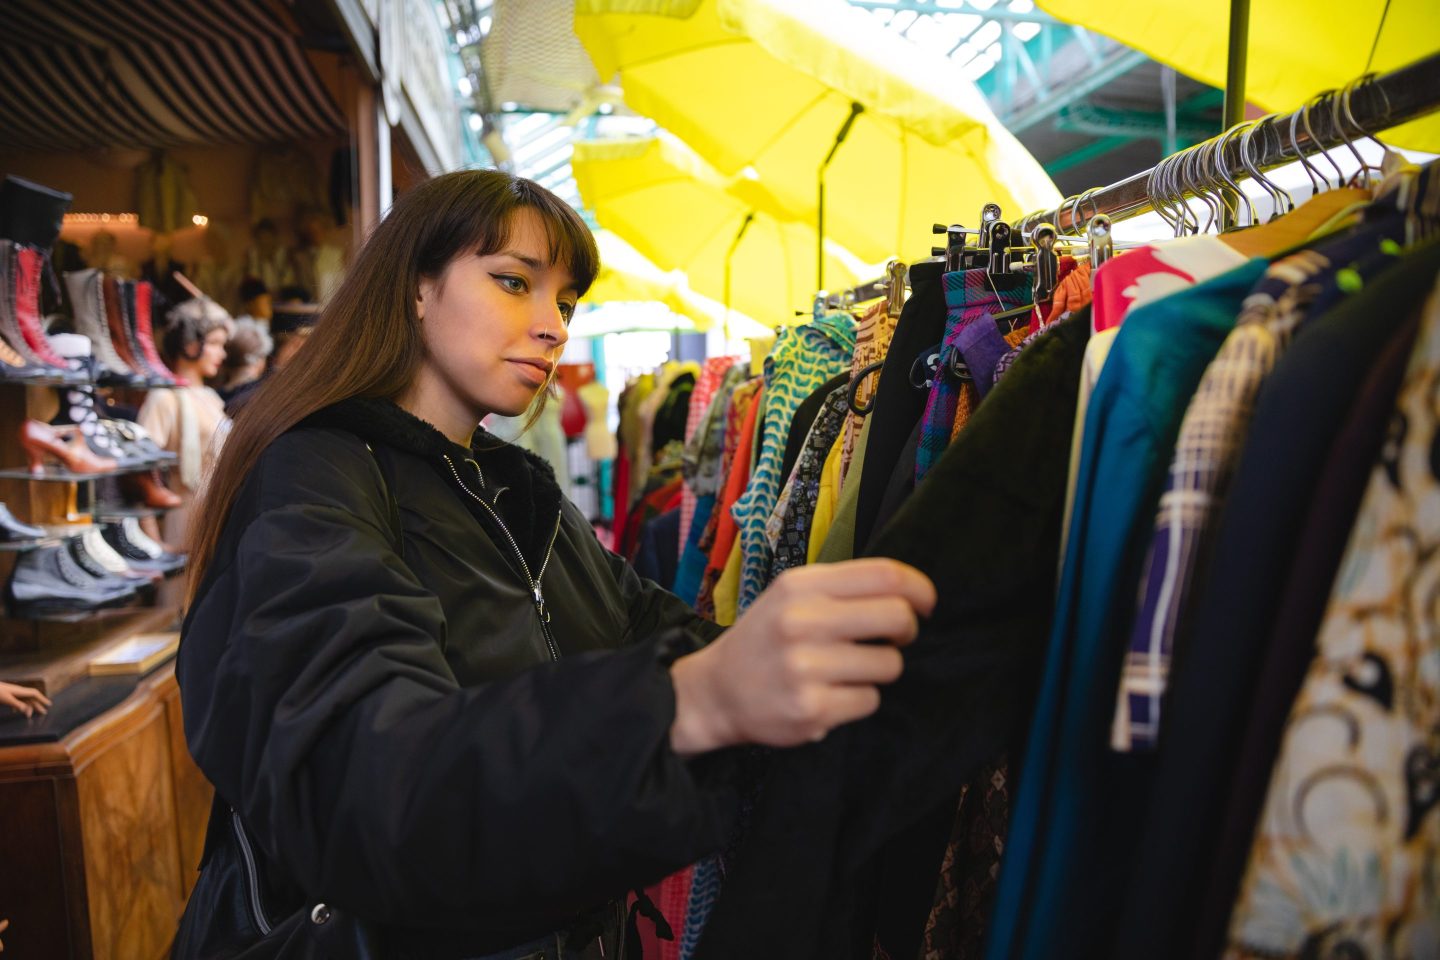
[1013,50,1440,238]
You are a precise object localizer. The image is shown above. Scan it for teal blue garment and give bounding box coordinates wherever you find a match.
[984,258,1268,960]
[673,494,716,604]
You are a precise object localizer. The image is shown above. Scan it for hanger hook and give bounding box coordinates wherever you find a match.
[1289,103,1327,194]
[1241,115,1294,219]
[1327,84,1370,186]
[1302,90,1346,188]
[1340,76,1389,184]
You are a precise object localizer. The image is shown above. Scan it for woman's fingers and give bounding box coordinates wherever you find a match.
[775,559,936,618]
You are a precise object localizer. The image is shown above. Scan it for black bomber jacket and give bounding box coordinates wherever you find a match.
[175,396,735,956]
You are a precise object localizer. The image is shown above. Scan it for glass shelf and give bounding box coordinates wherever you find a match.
[92,503,171,520]
[0,459,172,482]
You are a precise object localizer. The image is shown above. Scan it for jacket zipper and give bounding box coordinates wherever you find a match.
[231,809,273,935]
[443,455,563,661]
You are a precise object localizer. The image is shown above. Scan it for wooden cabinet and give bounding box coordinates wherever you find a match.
[0,666,211,959]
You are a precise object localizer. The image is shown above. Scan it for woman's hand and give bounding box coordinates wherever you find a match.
[669,558,935,755]
[0,681,50,719]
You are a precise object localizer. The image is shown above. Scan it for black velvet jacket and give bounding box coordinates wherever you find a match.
[174,397,733,957]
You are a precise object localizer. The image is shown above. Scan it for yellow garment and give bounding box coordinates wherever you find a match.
[807,429,847,563]
[1036,0,1439,151]
[714,538,744,626]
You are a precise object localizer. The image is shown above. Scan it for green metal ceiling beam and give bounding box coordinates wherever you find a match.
[1002,49,1148,131]
[1055,102,1216,142]
[1043,135,1133,175]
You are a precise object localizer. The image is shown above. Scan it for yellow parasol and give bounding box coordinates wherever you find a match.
[1035,0,1440,151]
[574,0,1061,266]
[573,134,874,326]
[584,230,772,337]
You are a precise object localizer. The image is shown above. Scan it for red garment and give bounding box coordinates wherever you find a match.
[704,384,763,575]
[619,476,682,560]
[560,386,587,439]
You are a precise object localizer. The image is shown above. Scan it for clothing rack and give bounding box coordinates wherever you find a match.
[1013,51,1440,238]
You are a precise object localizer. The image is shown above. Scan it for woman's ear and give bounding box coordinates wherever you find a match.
[416,275,435,321]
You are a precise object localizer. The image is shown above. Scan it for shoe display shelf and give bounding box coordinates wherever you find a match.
[0,379,182,698]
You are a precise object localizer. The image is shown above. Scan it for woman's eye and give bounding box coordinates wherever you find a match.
[493,274,527,293]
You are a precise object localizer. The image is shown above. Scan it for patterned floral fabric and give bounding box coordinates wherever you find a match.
[1223,274,1440,960]
[734,314,856,612]
[771,384,850,577]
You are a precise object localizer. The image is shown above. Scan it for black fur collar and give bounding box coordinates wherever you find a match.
[302,396,564,567]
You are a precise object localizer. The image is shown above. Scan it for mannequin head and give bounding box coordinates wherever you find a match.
[163,298,231,381]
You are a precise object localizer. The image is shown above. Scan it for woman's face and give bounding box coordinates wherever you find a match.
[195,329,228,379]
[414,209,576,420]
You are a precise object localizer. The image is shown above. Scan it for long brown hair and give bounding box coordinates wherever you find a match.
[185,170,598,604]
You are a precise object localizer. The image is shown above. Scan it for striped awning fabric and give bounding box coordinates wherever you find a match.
[0,0,346,152]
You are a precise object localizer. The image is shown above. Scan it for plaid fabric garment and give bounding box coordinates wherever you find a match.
[916,270,1032,482]
[1113,232,1405,751]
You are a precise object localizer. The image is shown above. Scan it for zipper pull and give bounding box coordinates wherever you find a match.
[533,584,551,623]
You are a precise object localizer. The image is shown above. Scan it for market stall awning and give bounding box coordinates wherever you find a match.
[0,0,346,152]
[1035,0,1440,151]
[574,0,1060,264]
[574,134,874,325]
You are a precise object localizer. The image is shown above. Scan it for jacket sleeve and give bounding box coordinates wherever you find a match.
[584,502,727,648]
[178,439,737,933]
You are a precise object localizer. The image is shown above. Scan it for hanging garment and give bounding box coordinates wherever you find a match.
[652,372,697,457]
[695,380,764,621]
[984,258,1267,960]
[134,152,199,233]
[1114,228,1406,753]
[1041,258,1091,330]
[634,506,682,588]
[767,372,852,553]
[806,430,846,564]
[770,383,849,577]
[697,313,1091,960]
[1196,295,1424,960]
[733,314,855,612]
[1058,328,1118,567]
[916,269,1032,482]
[1105,240,1440,960]
[249,146,325,223]
[680,357,737,555]
[854,274,947,553]
[839,300,898,488]
[779,371,850,498]
[1091,234,1249,332]
[910,316,1064,960]
[815,414,872,565]
[1222,271,1440,960]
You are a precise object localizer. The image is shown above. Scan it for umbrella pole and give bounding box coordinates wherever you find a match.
[725,212,756,346]
[1220,0,1250,230]
[817,102,866,293]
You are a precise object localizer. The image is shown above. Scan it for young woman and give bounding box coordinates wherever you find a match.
[173,171,933,959]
